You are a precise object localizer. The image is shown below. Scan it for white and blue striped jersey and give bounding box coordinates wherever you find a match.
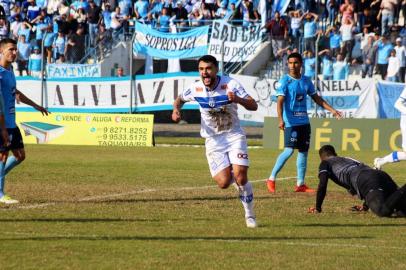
[180,75,249,138]
[0,65,16,128]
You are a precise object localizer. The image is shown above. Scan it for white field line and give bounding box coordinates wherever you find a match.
[156,144,262,149]
[2,231,406,251]
[4,176,300,210]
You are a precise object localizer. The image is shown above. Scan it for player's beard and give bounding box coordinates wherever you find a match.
[202,75,216,88]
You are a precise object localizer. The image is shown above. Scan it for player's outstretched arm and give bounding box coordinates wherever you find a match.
[309,171,329,214]
[311,94,343,119]
[172,96,185,123]
[227,92,258,111]
[16,90,50,116]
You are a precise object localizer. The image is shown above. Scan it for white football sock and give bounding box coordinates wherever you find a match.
[238,182,255,218]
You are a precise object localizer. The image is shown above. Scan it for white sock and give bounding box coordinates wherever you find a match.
[238,182,255,218]
[382,151,406,164]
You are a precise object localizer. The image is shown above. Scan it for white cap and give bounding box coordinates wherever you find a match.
[396,37,402,42]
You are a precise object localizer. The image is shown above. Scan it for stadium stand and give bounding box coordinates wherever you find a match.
[0,0,404,81]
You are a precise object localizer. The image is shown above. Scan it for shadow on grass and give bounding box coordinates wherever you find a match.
[297,223,406,227]
[12,195,274,205]
[85,195,273,204]
[0,235,372,242]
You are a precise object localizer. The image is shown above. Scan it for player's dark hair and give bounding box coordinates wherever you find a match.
[0,38,17,47]
[319,145,337,157]
[287,52,302,63]
[198,55,219,68]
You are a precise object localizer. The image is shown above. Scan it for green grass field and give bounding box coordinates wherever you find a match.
[1,143,405,270]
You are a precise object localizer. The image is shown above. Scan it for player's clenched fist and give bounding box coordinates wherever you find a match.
[227,91,238,103]
[172,110,181,123]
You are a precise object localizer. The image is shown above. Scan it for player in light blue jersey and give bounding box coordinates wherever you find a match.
[266,52,343,193]
[0,38,49,204]
[172,55,259,228]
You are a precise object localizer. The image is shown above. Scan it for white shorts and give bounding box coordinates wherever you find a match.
[401,116,406,151]
[205,132,249,177]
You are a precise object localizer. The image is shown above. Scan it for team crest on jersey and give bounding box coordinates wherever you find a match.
[221,84,227,90]
[208,97,216,108]
[196,87,203,92]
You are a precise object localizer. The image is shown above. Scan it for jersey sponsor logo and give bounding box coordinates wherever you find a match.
[293,111,307,117]
[296,94,304,101]
[237,153,248,159]
[196,87,203,92]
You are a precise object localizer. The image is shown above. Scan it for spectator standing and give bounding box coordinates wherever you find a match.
[43,26,56,63]
[158,7,171,32]
[95,23,112,59]
[333,54,349,80]
[386,49,400,81]
[303,50,316,79]
[302,12,319,54]
[188,8,204,27]
[102,3,112,30]
[27,0,41,23]
[326,25,341,56]
[361,36,376,78]
[53,31,66,60]
[173,1,188,31]
[28,46,42,77]
[319,49,334,80]
[0,17,9,41]
[326,0,338,25]
[17,21,32,43]
[379,0,398,36]
[339,17,355,60]
[376,35,394,80]
[134,0,149,20]
[265,11,288,60]
[215,2,228,19]
[10,14,22,40]
[33,16,49,49]
[339,0,355,23]
[87,0,102,46]
[394,37,405,82]
[66,25,86,63]
[288,10,302,49]
[17,35,31,76]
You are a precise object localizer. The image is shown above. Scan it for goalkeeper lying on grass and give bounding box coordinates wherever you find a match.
[308,145,406,217]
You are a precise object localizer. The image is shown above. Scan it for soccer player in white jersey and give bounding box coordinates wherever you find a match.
[374,86,406,169]
[172,55,259,228]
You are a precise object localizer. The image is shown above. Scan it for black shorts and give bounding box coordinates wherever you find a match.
[284,124,311,152]
[0,127,24,152]
[358,169,398,198]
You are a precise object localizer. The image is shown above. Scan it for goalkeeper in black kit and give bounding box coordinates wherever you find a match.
[308,145,406,217]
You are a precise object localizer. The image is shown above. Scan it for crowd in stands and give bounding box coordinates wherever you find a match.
[0,0,405,81]
[267,0,406,82]
[0,0,262,76]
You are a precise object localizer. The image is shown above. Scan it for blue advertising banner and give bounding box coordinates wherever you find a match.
[377,81,405,118]
[133,22,209,59]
